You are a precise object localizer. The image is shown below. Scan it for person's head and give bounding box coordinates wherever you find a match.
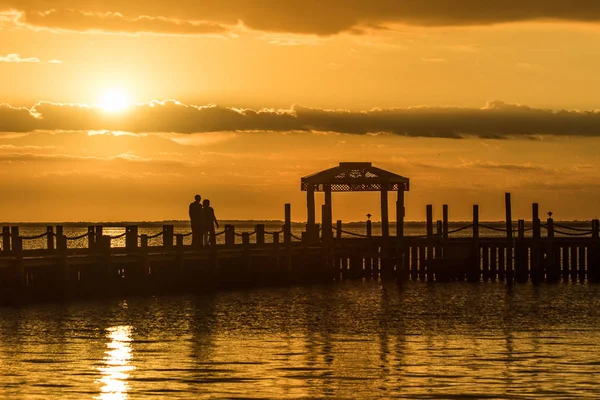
[203,199,210,207]
[194,194,201,202]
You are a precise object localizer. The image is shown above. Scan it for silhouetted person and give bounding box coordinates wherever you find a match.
[202,199,219,246]
[189,194,203,247]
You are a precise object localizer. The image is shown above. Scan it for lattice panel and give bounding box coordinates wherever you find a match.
[302,182,409,192]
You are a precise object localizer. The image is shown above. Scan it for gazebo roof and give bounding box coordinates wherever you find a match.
[301,162,409,192]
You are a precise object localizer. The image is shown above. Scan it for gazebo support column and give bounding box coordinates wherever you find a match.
[396,189,405,280]
[396,189,405,239]
[307,185,316,241]
[381,187,389,240]
[380,186,392,280]
[325,185,332,240]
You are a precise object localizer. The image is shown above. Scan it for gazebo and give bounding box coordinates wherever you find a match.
[301,162,410,241]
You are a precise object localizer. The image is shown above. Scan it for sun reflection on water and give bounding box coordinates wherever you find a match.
[96,325,135,400]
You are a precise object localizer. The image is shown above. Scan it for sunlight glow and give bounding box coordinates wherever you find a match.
[99,89,130,112]
[96,325,135,400]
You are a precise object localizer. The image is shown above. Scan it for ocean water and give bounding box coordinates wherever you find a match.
[1,281,600,399]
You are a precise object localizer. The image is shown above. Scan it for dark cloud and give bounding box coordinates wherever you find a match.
[2,100,600,139]
[3,1,600,35]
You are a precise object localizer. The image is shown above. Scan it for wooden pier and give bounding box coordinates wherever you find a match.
[1,162,599,305]
[1,201,599,305]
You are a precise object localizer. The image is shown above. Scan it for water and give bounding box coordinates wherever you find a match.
[2,281,600,399]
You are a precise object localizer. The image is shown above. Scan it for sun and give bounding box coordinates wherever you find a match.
[98,89,130,112]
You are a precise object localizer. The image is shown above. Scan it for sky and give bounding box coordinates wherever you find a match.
[1,1,600,222]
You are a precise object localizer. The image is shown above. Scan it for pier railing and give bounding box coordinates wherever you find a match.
[1,200,600,287]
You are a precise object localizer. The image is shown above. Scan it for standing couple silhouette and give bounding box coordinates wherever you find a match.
[189,194,219,247]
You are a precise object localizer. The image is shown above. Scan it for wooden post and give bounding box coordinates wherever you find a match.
[95,225,103,244]
[380,186,393,280]
[176,233,184,248]
[530,203,543,283]
[366,220,372,238]
[140,233,149,277]
[307,184,316,241]
[473,205,479,240]
[2,227,10,254]
[163,225,174,248]
[434,219,442,276]
[547,218,554,240]
[546,218,559,282]
[321,204,332,244]
[381,187,389,240]
[518,219,525,240]
[225,225,235,246]
[46,225,54,251]
[505,193,513,279]
[442,205,449,241]
[590,220,600,282]
[531,203,541,283]
[12,231,22,254]
[515,219,527,282]
[126,225,138,250]
[468,205,480,282]
[56,225,65,252]
[336,220,342,239]
[325,185,332,241]
[396,190,405,240]
[273,232,280,245]
[87,226,95,250]
[12,230,23,286]
[395,190,405,281]
[140,234,148,249]
[426,205,433,281]
[242,232,250,246]
[284,203,291,244]
[256,224,265,245]
[10,226,19,255]
[426,205,433,238]
[1,227,8,254]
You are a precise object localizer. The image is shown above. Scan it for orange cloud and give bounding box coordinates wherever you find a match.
[2,100,600,139]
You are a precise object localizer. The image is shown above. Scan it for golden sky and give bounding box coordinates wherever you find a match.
[1,1,600,222]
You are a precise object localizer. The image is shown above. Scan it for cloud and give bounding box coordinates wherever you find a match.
[4,1,600,35]
[14,9,228,35]
[0,53,40,63]
[2,100,600,139]
[0,151,196,167]
[460,160,546,171]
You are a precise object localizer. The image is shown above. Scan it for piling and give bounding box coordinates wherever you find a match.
[505,193,513,281]
[2,227,10,255]
[589,219,600,281]
[225,225,235,246]
[426,205,433,281]
[515,220,528,282]
[87,226,95,250]
[46,226,55,251]
[163,225,174,248]
[531,203,542,283]
[256,224,265,245]
[468,205,480,282]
